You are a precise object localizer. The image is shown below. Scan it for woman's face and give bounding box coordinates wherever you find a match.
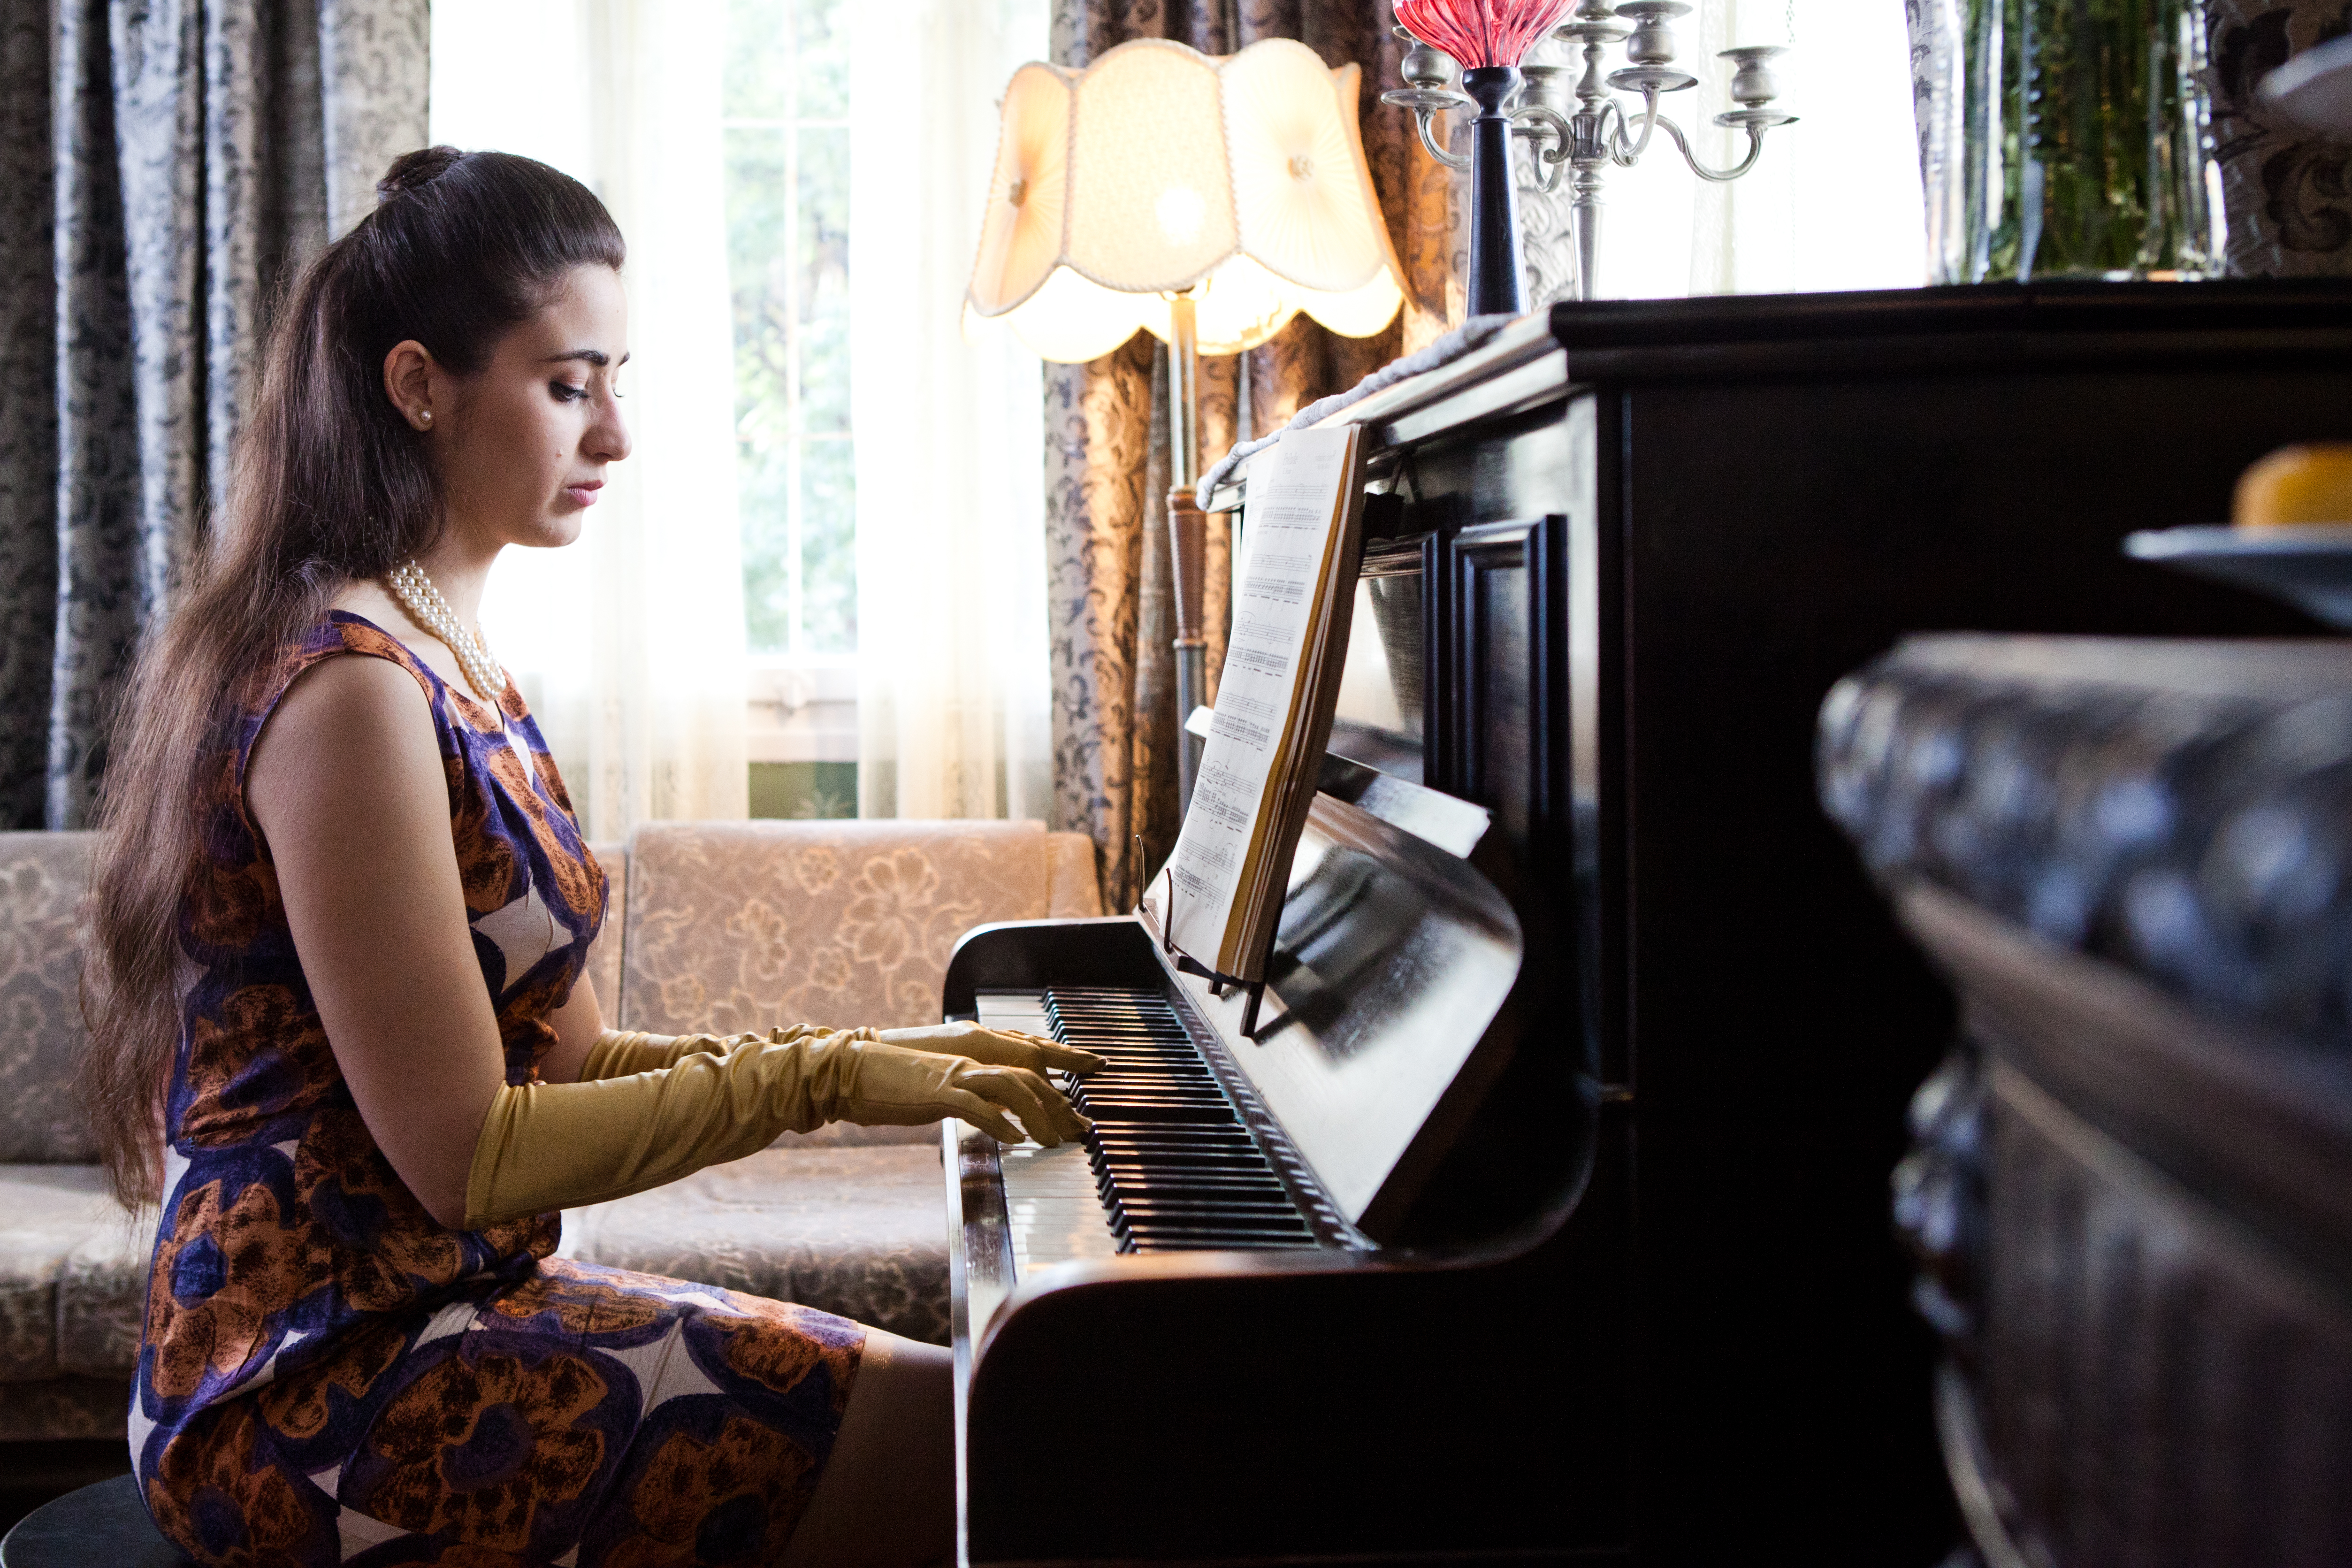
[392,264,632,552]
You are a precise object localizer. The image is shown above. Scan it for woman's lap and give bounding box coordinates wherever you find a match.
[147,1257,867,1566]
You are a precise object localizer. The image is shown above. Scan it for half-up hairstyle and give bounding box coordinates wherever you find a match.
[81,148,626,1208]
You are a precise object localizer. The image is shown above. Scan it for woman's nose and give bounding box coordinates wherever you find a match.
[589,393,632,463]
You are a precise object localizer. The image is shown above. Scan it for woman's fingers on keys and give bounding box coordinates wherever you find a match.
[962,1066,1089,1146]
[1003,1029,1107,1076]
[960,1027,1107,1078]
[938,1089,1027,1147]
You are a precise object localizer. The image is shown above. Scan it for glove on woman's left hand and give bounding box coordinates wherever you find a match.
[874,1021,1105,1078]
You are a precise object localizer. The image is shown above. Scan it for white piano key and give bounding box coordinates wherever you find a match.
[977,989,1123,1274]
[998,1140,1120,1275]
[975,991,1054,1036]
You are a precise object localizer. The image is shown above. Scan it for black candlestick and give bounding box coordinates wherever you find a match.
[1461,65,1525,318]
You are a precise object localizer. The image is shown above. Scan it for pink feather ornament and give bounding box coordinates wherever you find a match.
[1394,0,1574,70]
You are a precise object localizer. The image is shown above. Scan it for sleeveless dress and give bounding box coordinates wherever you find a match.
[134,612,866,1567]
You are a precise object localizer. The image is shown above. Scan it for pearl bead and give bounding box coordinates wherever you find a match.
[385,559,501,701]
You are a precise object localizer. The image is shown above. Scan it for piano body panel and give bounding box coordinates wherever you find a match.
[1190,286,2352,1564]
[961,1245,1622,1565]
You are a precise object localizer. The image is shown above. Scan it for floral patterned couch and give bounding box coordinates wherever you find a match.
[0,821,1100,1443]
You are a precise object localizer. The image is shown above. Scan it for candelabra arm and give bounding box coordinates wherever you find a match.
[1510,103,1573,191]
[1417,108,1473,169]
[1608,87,1665,166]
[1652,114,1768,182]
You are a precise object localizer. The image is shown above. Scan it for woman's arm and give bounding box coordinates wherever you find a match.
[248,654,1094,1230]
[536,977,604,1085]
[246,655,505,1230]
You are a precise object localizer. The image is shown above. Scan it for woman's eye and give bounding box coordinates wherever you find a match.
[550,381,588,402]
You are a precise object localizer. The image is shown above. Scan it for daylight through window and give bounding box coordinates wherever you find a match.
[724,0,855,660]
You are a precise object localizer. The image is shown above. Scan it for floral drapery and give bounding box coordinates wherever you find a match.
[0,0,428,829]
[2207,0,2352,275]
[1044,0,1452,911]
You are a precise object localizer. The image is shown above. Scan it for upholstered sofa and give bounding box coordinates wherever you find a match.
[0,820,1100,1443]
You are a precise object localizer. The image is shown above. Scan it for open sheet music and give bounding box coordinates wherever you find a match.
[1153,423,1369,979]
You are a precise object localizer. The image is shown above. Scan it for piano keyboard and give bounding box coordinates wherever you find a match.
[976,987,1337,1272]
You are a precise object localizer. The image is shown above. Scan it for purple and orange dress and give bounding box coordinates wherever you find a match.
[134,612,865,1566]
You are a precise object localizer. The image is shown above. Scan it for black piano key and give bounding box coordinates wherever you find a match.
[1100,1180,1294,1204]
[1120,1222,1317,1243]
[1039,985,1329,1256]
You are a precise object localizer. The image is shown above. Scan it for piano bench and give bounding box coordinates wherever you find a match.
[0,1476,187,1568]
[557,1137,951,1344]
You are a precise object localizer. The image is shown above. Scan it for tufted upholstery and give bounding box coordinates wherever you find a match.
[0,820,1099,1436]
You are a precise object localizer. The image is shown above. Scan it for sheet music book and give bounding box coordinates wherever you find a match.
[1151,422,1370,981]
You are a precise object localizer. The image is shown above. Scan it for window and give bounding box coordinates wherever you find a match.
[724,0,855,661]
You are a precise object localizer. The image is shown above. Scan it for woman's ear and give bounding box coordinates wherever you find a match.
[382,340,440,432]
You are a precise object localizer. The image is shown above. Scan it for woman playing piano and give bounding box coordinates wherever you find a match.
[77,147,1095,1568]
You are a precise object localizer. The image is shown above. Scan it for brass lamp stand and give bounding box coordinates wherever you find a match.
[1165,291,1209,809]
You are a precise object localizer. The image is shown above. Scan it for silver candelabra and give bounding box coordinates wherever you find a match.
[1383,1,1796,302]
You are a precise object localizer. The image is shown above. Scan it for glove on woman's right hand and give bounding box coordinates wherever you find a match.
[873,1020,1105,1078]
[830,1036,1090,1147]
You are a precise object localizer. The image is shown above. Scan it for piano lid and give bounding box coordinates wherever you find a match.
[1142,785,1522,1233]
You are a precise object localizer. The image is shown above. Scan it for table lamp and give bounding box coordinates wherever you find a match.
[966,37,1408,807]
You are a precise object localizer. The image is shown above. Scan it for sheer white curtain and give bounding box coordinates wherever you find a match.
[846,0,1053,821]
[429,0,750,837]
[1571,0,1926,299]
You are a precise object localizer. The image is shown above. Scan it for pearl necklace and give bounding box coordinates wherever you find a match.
[384,559,503,701]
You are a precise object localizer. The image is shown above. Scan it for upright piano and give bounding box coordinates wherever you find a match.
[940,285,2352,1567]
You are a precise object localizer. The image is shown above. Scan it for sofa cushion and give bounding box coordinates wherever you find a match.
[558,1142,949,1344]
[0,832,99,1163]
[0,1164,147,1383]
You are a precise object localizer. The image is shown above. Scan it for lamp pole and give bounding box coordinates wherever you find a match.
[1166,289,1208,812]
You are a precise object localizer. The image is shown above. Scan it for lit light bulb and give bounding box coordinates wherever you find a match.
[1156,186,1207,244]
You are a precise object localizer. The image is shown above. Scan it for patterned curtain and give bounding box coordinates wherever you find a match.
[1045,0,1453,911]
[2208,0,2352,276]
[0,0,428,830]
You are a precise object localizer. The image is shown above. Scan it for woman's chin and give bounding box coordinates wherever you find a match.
[518,515,586,551]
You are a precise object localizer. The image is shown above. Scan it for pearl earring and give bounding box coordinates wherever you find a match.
[419,410,433,426]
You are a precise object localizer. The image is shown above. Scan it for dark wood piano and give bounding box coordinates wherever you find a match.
[938,284,2352,1568]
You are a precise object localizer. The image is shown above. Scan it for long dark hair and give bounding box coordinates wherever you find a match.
[80,148,626,1208]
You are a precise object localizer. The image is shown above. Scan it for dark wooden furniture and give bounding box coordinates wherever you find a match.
[954,284,2352,1568]
[1823,636,2352,1568]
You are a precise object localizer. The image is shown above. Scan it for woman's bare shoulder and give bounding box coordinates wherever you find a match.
[247,651,443,821]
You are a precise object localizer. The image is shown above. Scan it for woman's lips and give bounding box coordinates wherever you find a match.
[565,482,602,508]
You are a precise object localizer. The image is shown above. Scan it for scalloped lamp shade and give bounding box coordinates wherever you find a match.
[965,37,1407,362]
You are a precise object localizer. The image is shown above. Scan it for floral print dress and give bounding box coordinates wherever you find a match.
[134,613,865,1567]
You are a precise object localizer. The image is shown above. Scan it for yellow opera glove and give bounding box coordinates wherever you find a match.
[464,1029,1091,1228]
[575,1025,876,1081]
[873,1021,1106,1077]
